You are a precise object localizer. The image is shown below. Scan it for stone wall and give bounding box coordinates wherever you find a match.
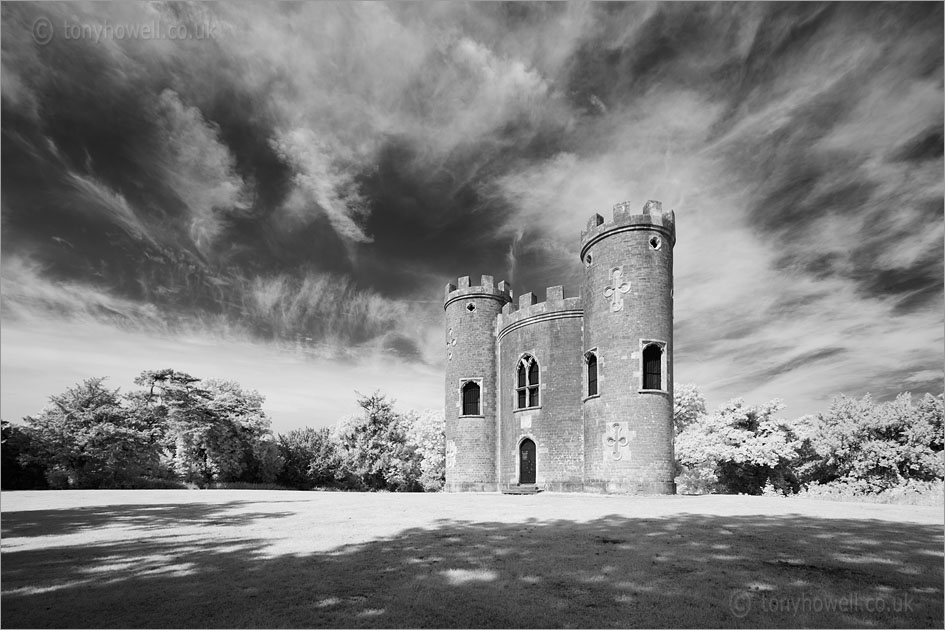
[496,288,584,491]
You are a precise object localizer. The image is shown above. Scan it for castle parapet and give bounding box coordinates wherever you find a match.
[580,199,676,261]
[444,274,512,309]
[497,286,583,340]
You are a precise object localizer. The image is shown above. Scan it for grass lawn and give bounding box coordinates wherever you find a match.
[1,490,942,628]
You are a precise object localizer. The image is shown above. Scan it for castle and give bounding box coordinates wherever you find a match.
[444,199,676,494]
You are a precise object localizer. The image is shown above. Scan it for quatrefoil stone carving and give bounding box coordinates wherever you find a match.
[604,422,634,461]
[603,267,631,312]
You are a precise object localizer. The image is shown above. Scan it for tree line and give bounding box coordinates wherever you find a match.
[3,371,941,498]
[673,383,944,498]
[1,369,444,492]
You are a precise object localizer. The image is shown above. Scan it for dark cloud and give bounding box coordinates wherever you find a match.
[889,126,944,164]
[853,245,945,312]
[564,3,752,110]
[355,138,516,295]
[380,333,424,362]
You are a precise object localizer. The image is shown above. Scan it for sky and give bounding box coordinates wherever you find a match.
[2,2,942,433]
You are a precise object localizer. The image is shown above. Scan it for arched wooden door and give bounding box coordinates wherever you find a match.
[519,438,536,484]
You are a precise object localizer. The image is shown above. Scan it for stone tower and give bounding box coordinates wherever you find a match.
[580,200,676,493]
[443,275,511,492]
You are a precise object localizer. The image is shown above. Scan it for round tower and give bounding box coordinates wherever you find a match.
[580,200,676,494]
[443,274,511,492]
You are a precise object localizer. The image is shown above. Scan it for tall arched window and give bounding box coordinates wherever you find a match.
[461,381,481,416]
[516,355,540,409]
[586,351,598,397]
[642,343,663,390]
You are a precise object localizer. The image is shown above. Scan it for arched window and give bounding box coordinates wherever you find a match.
[461,381,481,416]
[586,351,598,397]
[642,343,663,390]
[516,355,540,409]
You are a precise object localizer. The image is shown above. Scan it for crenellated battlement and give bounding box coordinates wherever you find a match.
[579,199,676,261]
[444,274,512,309]
[496,285,583,341]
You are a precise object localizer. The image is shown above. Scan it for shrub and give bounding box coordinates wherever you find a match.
[208,482,291,491]
[1,420,48,490]
[406,410,445,492]
[673,383,707,435]
[334,392,423,492]
[675,465,719,495]
[124,477,188,489]
[794,479,943,506]
[675,398,800,495]
[276,427,343,490]
[795,392,944,491]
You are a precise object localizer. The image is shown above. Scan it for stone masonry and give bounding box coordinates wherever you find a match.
[444,200,676,494]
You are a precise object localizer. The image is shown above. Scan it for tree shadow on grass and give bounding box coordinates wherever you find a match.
[0,501,299,538]
[1,502,942,629]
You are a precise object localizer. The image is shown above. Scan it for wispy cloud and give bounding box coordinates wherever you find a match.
[239,270,440,362]
[1,256,166,330]
[270,128,372,243]
[152,89,252,252]
[66,172,157,247]
[1,253,440,366]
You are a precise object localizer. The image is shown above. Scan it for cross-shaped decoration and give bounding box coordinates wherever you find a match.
[603,267,631,312]
[604,422,633,461]
[446,328,457,361]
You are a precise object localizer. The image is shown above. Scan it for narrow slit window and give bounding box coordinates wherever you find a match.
[516,355,540,409]
[462,381,481,416]
[586,352,598,397]
[643,344,662,390]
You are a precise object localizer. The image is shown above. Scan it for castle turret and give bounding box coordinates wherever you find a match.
[443,275,511,492]
[580,200,676,494]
